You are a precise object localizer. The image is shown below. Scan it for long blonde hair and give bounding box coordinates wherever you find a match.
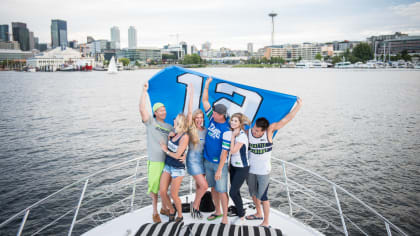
[230,113,250,130]
[188,109,203,148]
[174,114,189,134]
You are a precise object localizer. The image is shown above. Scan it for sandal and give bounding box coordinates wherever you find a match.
[169,211,176,222]
[160,208,170,216]
[191,208,203,219]
[153,213,161,223]
[175,216,183,222]
[245,214,263,220]
[207,213,223,221]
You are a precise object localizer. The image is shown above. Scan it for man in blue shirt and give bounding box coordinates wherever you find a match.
[202,77,230,224]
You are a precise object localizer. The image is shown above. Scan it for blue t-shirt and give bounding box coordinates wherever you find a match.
[204,107,230,163]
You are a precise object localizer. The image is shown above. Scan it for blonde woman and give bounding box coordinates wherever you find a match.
[186,85,208,219]
[223,112,250,224]
[159,114,190,222]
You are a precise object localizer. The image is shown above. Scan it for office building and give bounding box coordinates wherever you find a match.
[29,31,35,50]
[0,41,20,50]
[180,41,187,55]
[110,26,120,49]
[0,24,9,42]
[128,26,137,49]
[247,43,253,55]
[117,47,161,63]
[51,19,68,48]
[377,36,420,56]
[12,22,30,51]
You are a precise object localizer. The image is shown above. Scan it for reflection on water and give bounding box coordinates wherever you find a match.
[0,69,419,235]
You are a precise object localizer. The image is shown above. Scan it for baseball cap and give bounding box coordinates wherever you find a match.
[213,104,227,115]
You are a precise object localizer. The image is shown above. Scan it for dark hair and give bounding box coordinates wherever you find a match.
[255,117,269,131]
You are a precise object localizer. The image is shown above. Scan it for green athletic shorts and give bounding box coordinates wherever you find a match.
[147,161,165,194]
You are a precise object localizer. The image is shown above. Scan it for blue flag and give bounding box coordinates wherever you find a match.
[147,66,297,134]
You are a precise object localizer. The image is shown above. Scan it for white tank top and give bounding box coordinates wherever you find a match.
[248,129,273,175]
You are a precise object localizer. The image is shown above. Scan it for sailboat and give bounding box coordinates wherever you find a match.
[107,56,118,74]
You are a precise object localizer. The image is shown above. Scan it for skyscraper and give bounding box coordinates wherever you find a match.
[12,22,30,51]
[0,24,9,42]
[29,31,35,50]
[128,26,137,49]
[51,19,68,48]
[247,43,253,55]
[110,26,120,49]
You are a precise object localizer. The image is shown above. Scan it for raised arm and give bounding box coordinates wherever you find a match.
[139,82,150,123]
[202,77,213,111]
[187,84,194,125]
[268,97,303,137]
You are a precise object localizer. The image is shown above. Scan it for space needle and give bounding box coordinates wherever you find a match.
[268,12,277,46]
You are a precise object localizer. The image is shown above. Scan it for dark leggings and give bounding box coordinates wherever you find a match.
[229,165,250,217]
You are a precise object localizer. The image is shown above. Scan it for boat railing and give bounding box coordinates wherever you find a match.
[0,156,408,236]
[269,157,407,236]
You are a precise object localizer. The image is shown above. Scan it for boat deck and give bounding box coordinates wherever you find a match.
[83,194,324,236]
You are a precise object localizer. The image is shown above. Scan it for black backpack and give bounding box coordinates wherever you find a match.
[199,191,215,212]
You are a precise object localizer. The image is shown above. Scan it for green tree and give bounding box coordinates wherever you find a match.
[118,58,130,66]
[315,53,322,60]
[352,43,373,62]
[332,56,342,65]
[182,54,202,64]
[401,50,412,62]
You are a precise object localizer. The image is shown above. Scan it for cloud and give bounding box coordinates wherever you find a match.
[391,2,420,21]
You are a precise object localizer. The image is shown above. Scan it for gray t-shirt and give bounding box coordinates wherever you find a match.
[144,118,173,162]
[189,128,206,153]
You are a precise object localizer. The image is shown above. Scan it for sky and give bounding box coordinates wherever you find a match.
[1,0,420,50]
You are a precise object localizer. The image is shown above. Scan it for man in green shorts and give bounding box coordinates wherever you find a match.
[139,82,173,223]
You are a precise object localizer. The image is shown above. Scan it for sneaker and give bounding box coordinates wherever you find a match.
[153,213,161,223]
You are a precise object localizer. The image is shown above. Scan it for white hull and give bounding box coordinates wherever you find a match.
[83,194,324,236]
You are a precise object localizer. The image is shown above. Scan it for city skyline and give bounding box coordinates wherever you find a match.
[1,0,420,50]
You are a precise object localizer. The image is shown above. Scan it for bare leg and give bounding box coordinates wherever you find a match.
[193,174,208,209]
[170,176,184,218]
[159,172,174,213]
[260,200,270,226]
[211,187,222,215]
[150,192,159,215]
[252,196,263,218]
[220,192,229,224]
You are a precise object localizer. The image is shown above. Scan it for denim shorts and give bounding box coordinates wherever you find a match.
[163,164,185,178]
[186,150,205,176]
[204,159,228,193]
[247,173,270,201]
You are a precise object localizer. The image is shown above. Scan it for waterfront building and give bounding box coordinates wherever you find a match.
[0,24,9,42]
[162,44,184,59]
[264,43,322,61]
[110,26,120,49]
[367,32,408,46]
[117,48,161,63]
[0,49,34,69]
[87,36,95,44]
[26,47,94,71]
[12,22,30,51]
[247,43,253,55]
[0,41,20,50]
[321,44,334,57]
[69,40,78,49]
[51,19,68,48]
[377,36,420,56]
[191,45,198,54]
[128,26,137,49]
[202,41,211,51]
[92,40,108,54]
[38,43,48,52]
[180,41,187,55]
